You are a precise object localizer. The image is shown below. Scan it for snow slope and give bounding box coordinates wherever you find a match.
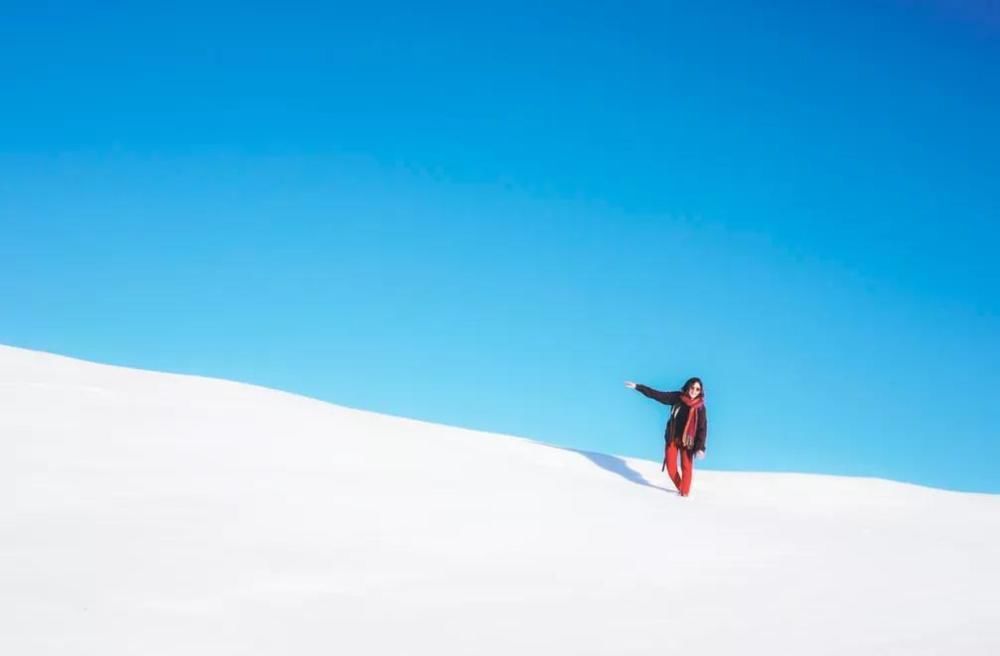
[3,344,998,655]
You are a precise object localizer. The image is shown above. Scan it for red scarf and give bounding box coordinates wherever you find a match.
[677,393,705,449]
[661,393,706,471]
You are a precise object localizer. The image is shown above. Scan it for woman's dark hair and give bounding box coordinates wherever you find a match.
[682,377,704,394]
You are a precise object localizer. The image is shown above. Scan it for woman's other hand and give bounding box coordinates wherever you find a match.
[624,381,637,389]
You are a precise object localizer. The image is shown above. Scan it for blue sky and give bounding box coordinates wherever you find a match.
[2,1,997,492]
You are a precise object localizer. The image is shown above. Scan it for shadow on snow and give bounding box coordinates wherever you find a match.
[555,446,677,494]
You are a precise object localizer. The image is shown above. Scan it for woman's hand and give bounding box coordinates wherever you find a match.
[624,381,637,389]
[695,450,706,460]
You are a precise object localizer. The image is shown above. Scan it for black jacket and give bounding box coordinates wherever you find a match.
[635,384,708,453]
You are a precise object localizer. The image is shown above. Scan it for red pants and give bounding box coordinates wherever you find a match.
[663,442,694,496]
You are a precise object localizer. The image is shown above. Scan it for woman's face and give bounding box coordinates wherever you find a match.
[687,382,702,398]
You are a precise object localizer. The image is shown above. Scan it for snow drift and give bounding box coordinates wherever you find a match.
[3,344,998,655]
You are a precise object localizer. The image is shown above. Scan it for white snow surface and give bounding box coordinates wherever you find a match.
[4,344,999,655]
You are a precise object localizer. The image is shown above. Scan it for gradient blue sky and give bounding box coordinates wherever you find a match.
[2,1,997,492]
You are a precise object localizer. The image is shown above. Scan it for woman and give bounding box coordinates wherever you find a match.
[624,378,707,497]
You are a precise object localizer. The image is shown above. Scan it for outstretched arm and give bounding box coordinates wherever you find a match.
[624,381,679,406]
